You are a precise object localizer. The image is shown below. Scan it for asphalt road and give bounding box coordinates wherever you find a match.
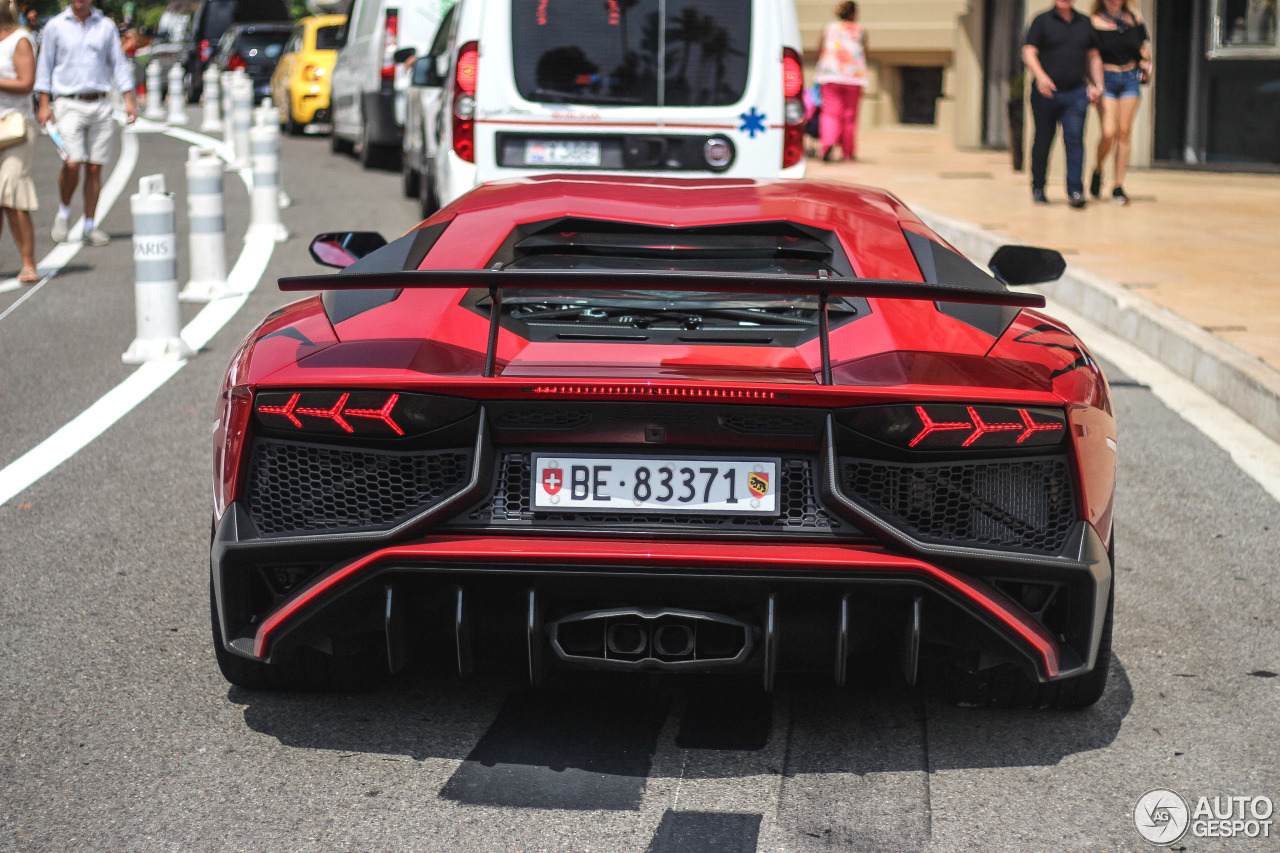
[1,112,1277,852]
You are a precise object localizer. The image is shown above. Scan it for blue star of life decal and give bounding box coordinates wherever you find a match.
[738,107,767,138]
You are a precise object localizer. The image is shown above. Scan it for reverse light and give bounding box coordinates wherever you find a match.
[452,41,478,163]
[842,403,1067,450]
[781,48,805,168]
[380,9,399,82]
[254,390,477,438]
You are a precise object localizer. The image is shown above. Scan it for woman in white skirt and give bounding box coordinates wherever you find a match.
[0,0,38,283]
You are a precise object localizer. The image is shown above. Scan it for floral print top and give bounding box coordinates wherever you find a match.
[814,21,867,86]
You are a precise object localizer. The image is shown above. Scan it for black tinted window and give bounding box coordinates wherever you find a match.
[202,2,235,40]
[237,31,291,61]
[511,0,750,107]
[663,0,750,106]
[315,24,342,50]
[512,0,660,105]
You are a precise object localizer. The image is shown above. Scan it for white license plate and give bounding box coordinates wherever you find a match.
[524,140,601,167]
[532,456,779,514]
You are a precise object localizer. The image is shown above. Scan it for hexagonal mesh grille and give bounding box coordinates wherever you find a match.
[841,455,1076,553]
[720,413,817,436]
[245,439,472,535]
[454,452,861,537]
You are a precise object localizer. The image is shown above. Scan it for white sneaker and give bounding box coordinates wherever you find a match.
[84,227,110,247]
[51,215,70,242]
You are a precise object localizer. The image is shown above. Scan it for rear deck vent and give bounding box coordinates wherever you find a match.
[721,413,816,436]
[497,410,591,430]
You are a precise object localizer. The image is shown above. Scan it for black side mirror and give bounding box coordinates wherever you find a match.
[412,55,444,87]
[988,245,1066,286]
[309,231,388,268]
[393,46,416,64]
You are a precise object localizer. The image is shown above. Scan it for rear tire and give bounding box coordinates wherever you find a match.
[943,540,1114,710]
[286,106,304,136]
[209,580,388,692]
[359,114,399,170]
[331,128,353,154]
[419,157,440,219]
[402,152,420,198]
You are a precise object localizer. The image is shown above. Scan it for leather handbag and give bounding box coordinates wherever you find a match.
[0,111,26,151]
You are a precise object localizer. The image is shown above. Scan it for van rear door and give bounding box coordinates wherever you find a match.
[475,0,791,182]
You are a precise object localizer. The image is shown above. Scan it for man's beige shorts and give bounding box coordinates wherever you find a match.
[52,97,116,165]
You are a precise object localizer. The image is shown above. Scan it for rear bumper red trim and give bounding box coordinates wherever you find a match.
[251,537,1061,677]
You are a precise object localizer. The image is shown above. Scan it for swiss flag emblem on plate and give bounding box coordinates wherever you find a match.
[541,467,563,495]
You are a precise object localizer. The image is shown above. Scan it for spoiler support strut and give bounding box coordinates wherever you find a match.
[284,268,1043,383]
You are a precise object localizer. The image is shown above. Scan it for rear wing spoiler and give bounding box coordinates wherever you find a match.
[277,269,1045,384]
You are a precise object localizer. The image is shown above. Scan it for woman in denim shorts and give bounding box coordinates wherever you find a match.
[1089,0,1152,205]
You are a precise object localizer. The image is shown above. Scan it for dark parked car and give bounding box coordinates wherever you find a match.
[212,23,293,103]
[183,0,291,103]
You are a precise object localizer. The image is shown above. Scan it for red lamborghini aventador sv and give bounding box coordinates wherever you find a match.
[210,176,1116,708]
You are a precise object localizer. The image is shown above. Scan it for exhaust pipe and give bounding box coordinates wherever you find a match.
[653,623,694,658]
[548,607,753,670]
[606,621,648,657]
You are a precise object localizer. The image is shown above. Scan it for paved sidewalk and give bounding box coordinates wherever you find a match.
[814,127,1280,442]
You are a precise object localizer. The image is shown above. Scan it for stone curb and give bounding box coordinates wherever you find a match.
[917,205,1280,446]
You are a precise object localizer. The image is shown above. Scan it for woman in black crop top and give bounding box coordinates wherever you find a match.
[1089,0,1152,205]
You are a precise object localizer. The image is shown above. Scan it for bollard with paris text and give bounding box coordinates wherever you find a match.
[179,148,229,302]
[166,64,188,125]
[200,67,222,133]
[229,76,253,171]
[246,117,288,242]
[143,62,165,121]
[123,175,195,363]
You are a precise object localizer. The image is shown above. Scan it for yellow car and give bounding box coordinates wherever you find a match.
[270,14,346,134]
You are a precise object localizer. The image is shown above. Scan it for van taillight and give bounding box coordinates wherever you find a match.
[226,54,247,71]
[380,8,399,82]
[782,48,804,168]
[452,41,478,163]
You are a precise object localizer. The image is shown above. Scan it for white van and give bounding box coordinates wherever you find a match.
[329,0,449,168]
[407,0,806,213]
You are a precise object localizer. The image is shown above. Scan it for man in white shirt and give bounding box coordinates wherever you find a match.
[34,0,136,246]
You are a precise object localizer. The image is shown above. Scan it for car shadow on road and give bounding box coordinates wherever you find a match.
[230,653,1133,798]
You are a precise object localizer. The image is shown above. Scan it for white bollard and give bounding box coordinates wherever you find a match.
[166,64,188,125]
[221,70,235,155]
[247,120,288,242]
[254,100,292,209]
[179,148,229,302]
[123,175,195,363]
[200,67,222,133]
[230,76,253,171]
[144,62,165,121]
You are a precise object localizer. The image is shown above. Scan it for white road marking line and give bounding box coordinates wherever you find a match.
[1046,297,1280,504]
[0,124,275,506]
[0,128,140,304]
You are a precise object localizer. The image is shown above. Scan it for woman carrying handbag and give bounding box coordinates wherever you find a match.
[0,0,38,283]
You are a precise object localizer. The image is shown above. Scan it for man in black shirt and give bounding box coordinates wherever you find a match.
[1023,1,1103,207]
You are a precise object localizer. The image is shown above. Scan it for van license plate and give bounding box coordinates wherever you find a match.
[524,140,601,167]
